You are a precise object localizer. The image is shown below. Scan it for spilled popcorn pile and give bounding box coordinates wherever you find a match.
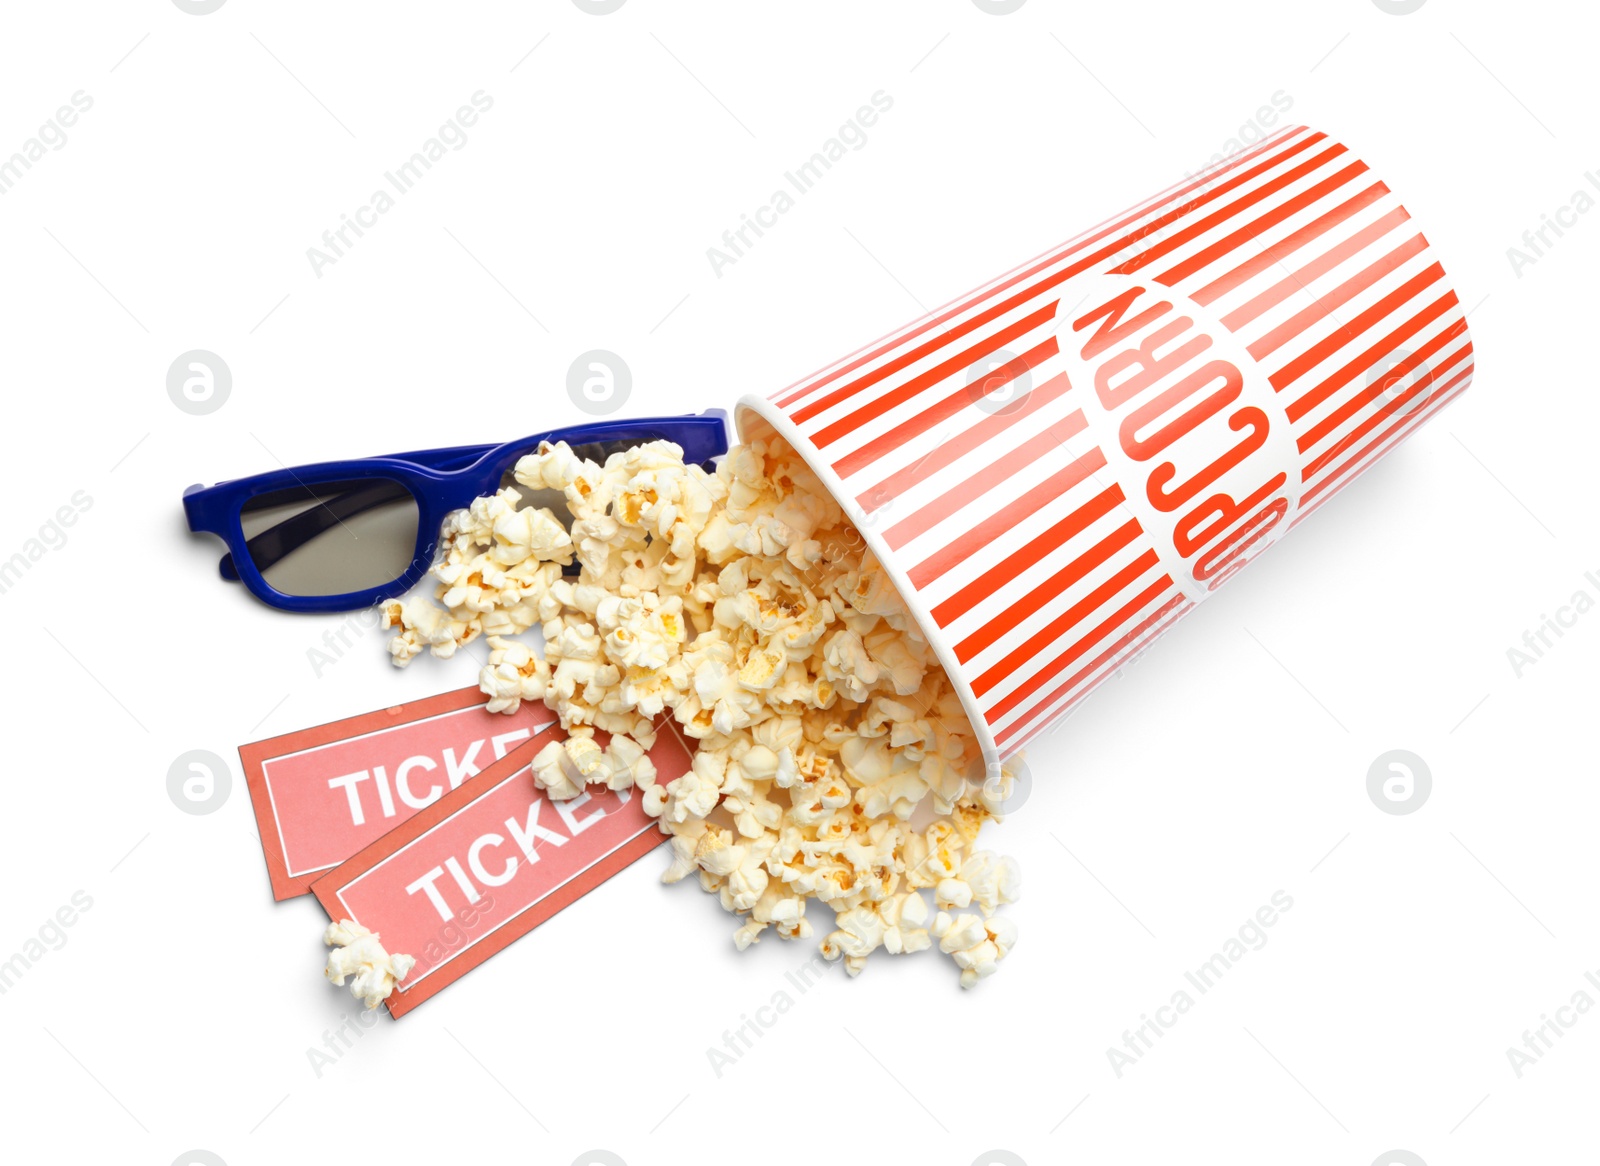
[326,435,1022,1002]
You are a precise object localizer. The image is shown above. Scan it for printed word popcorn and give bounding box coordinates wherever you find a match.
[380,436,1022,987]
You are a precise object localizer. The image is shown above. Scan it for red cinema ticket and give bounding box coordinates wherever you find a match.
[310,722,694,1018]
[239,687,556,900]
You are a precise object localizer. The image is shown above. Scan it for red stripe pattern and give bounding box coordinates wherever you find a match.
[738,126,1474,763]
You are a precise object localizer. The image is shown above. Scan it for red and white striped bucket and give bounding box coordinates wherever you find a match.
[736,124,1475,774]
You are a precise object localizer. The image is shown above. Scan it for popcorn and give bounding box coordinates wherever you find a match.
[935,877,974,911]
[879,891,932,955]
[380,434,1024,987]
[381,596,478,664]
[323,919,415,1009]
[491,505,572,564]
[960,851,1023,917]
[932,911,1018,988]
[662,753,725,824]
[480,635,550,714]
[820,905,886,976]
[529,732,655,800]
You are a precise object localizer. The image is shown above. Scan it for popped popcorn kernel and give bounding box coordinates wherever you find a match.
[323,919,415,1010]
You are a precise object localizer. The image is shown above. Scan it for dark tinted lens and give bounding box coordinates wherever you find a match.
[240,478,419,597]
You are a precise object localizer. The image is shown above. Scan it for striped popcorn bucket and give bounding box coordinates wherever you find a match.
[736,123,1475,774]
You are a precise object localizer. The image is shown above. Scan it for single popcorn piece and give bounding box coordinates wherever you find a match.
[530,737,596,801]
[382,596,479,664]
[960,851,1023,917]
[378,433,1024,987]
[480,635,551,714]
[323,919,416,1009]
[932,911,1018,988]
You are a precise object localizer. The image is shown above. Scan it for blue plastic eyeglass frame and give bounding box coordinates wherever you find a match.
[181,410,729,613]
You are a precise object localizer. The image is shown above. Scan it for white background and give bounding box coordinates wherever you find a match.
[0,1,1593,1163]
